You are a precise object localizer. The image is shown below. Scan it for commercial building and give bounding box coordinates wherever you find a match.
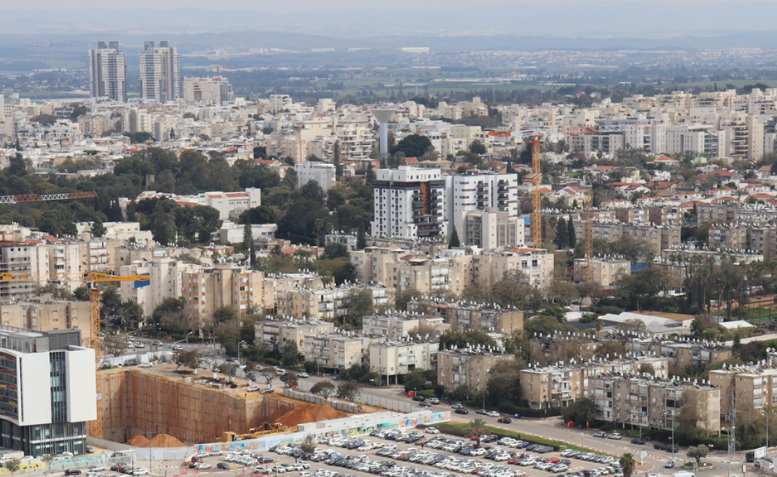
[371,167,448,240]
[369,339,439,382]
[437,347,516,395]
[296,162,337,192]
[0,326,95,456]
[88,41,127,102]
[254,317,334,352]
[139,41,180,103]
[519,356,669,409]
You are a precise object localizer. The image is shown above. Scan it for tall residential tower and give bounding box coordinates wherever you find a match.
[139,41,180,103]
[88,41,127,102]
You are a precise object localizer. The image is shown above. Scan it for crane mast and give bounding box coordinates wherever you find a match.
[531,137,542,248]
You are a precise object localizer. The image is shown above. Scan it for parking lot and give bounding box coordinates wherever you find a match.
[186,426,624,477]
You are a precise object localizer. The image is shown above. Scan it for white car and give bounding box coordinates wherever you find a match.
[486,410,500,417]
[426,427,440,434]
[247,385,261,392]
[133,468,150,475]
[89,467,106,472]
[261,386,274,394]
[298,372,309,378]
[608,433,622,440]
[173,345,183,351]
[139,363,152,368]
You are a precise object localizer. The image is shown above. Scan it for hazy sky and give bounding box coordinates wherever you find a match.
[6,0,766,12]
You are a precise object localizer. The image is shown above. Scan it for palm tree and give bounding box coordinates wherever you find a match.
[619,453,636,477]
[467,418,487,448]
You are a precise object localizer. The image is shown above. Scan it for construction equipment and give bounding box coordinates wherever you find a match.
[220,423,293,442]
[0,191,97,204]
[0,271,150,439]
[531,136,542,248]
[209,64,236,81]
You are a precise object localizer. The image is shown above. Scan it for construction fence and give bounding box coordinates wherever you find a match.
[293,380,415,413]
[282,389,361,413]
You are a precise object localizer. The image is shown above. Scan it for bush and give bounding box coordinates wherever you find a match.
[263,357,281,367]
[304,361,316,374]
[418,389,436,398]
[498,402,564,418]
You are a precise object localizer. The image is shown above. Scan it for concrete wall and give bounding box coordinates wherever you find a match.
[101,370,297,444]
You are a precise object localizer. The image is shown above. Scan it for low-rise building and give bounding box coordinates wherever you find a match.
[255,317,334,352]
[369,339,439,382]
[573,257,631,287]
[437,347,515,395]
[520,356,669,409]
[710,362,777,420]
[274,283,392,321]
[303,332,380,369]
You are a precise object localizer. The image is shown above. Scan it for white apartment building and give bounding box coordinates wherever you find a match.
[371,167,448,240]
[183,77,222,106]
[88,41,127,102]
[303,332,380,369]
[120,257,191,319]
[447,172,519,235]
[460,209,524,250]
[369,339,439,381]
[217,221,277,245]
[0,327,96,456]
[198,188,262,220]
[665,125,726,157]
[139,41,180,103]
[255,318,334,352]
[270,95,292,114]
[296,162,337,192]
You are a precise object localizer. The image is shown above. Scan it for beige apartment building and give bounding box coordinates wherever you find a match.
[529,333,602,367]
[369,339,439,383]
[520,356,669,409]
[303,332,381,369]
[437,348,516,395]
[362,313,448,340]
[182,265,267,332]
[254,317,334,352]
[263,272,324,310]
[274,284,392,321]
[0,295,91,346]
[120,257,194,319]
[629,337,731,372]
[405,299,522,335]
[471,248,555,290]
[591,375,720,432]
[710,363,777,420]
[573,257,631,287]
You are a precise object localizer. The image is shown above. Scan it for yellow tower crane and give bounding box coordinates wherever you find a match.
[0,272,150,439]
[531,136,542,248]
[583,190,594,284]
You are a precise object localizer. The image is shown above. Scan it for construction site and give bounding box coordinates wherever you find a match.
[100,367,353,446]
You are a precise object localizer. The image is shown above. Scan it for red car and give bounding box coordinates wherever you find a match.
[508,458,522,465]
[549,458,560,464]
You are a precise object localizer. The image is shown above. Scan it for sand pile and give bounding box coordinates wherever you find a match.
[126,435,150,447]
[275,403,347,427]
[143,434,187,447]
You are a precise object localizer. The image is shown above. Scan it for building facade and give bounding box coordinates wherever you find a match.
[139,41,180,103]
[437,348,515,395]
[88,41,127,102]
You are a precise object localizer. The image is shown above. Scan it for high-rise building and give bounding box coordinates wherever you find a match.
[88,41,127,102]
[139,41,180,103]
[0,326,96,456]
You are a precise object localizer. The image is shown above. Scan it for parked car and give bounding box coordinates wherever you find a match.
[217,463,231,470]
[631,438,645,445]
[247,385,261,392]
[476,409,488,415]
[608,433,622,440]
[426,427,440,434]
[498,417,512,424]
[455,408,469,414]
[666,445,679,453]
[412,395,426,402]
[426,397,440,404]
[298,372,309,378]
[653,443,667,450]
[260,386,274,394]
[451,403,464,409]
[665,461,675,468]
[65,470,81,476]
[593,431,607,438]
[90,467,106,473]
[486,410,500,417]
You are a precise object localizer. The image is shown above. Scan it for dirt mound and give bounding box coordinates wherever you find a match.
[126,435,150,447]
[275,403,347,427]
[143,434,187,447]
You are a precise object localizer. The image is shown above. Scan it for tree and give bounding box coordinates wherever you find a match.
[615,318,647,335]
[7,153,28,177]
[366,163,376,182]
[103,334,130,357]
[568,217,577,247]
[404,369,427,392]
[563,397,596,428]
[449,226,461,248]
[91,218,106,238]
[357,222,367,250]
[469,140,487,155]
[619,454,636,477]
[243,214,255,260]
[74,286,89,301]
[323,242,349,260]
[391,134,433,158]
[173,349,203,371]
[686,445,709,466]
[439,330,497,351]
[214,306,237,324]
[486,360,522,408]
[215,320,241,357]
[282,340,300,367]
[280,373,299,388]
[154,201,172,246]
[333,140,343,176]
[310,381,336,399]
[4,458,21,477]
[259,368,278,386]
[336,381,362,402]
[340,289,373,327]
[300,434,317,454]
[638,363,655,376]
[554,218,569,249]
[467,418,487,448]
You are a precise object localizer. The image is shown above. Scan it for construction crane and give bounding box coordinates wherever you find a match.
[531,136,542,248]
[0,191,97,205]
[209,64,236,81]
[583,190,594,284]
[0,271,150,439]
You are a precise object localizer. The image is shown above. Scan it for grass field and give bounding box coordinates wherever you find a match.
[430,422,613,455]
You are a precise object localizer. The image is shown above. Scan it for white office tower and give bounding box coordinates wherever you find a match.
[371,166,448,239]
[139,40,181,103]
[88,41,127,102]
[0,327,96,456]
[447,171,519,239]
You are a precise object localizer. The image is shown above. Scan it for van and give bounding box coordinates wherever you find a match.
[755,460,774,471]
